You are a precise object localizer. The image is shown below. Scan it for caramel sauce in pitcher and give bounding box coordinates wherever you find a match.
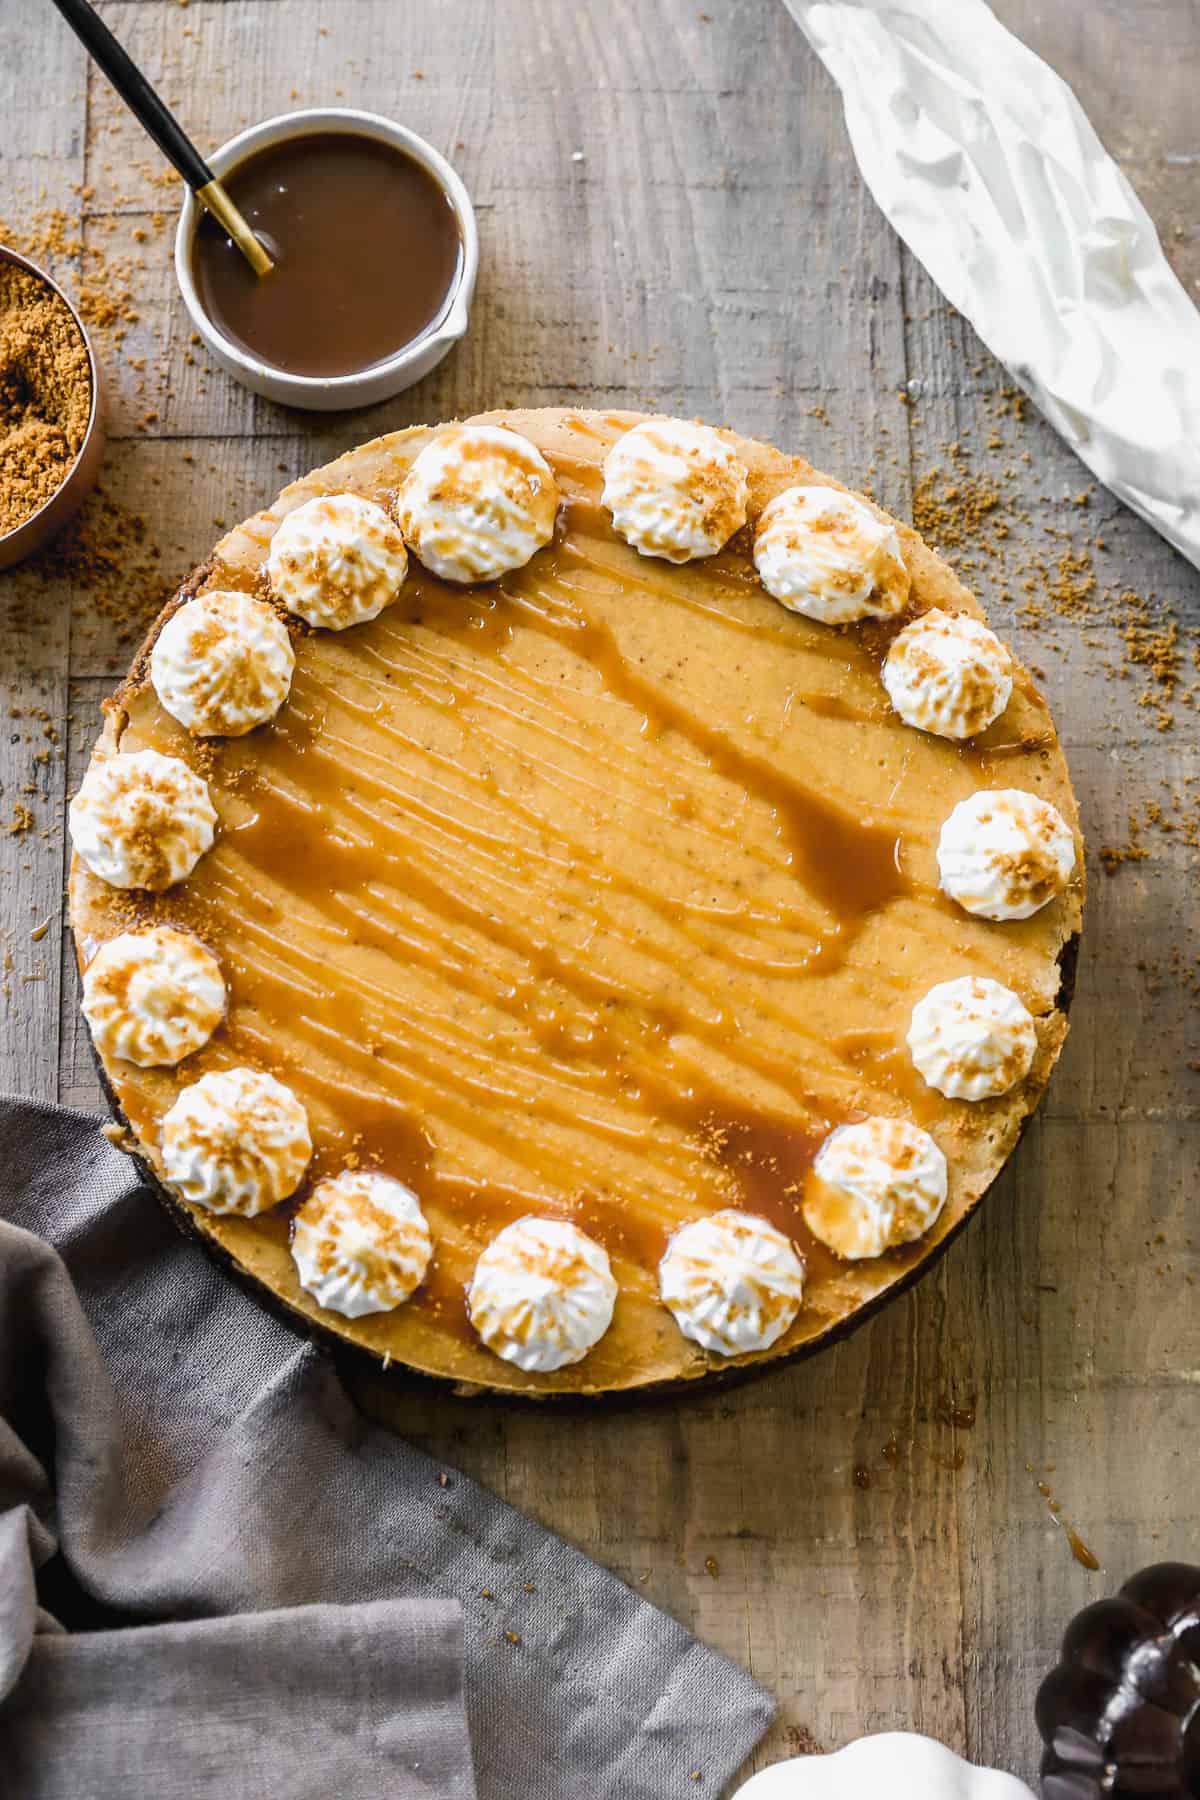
[193,132,462,377]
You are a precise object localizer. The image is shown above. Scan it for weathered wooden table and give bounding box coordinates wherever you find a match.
[3,1,1197,1787]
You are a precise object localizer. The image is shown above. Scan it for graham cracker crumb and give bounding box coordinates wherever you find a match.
[0,260,92,534]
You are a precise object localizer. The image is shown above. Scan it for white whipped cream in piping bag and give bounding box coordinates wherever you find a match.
[783,0,1200,571]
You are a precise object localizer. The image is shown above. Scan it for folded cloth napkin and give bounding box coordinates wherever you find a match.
[0,1096,774,1800]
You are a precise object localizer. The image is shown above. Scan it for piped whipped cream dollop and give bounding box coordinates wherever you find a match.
[150,590,295,737]
[291,1170,433,1318]
[395,424,560,584]
[937,788,1075,921]
[882,607,1013,739]
[81,926,225,1068]
[805,1117,948,1260]
[161,1067,312,1217]
[602,418,749,562]
[907,975,1037,1101]
[753,485,910,623]
[659,1209,805,1356]
[69,748,217,891]
[467,1216,617,1373]
[266,492,409,630]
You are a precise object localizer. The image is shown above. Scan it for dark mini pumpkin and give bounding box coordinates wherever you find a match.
[1037,1562,1200,1797]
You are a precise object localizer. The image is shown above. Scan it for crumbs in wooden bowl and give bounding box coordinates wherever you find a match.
[0,258,92,536]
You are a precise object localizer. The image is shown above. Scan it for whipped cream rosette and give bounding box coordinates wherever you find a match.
[938,788,1075,922]
[81,926,225,1068]
[396,424,560,583]
[291,1170,433,1317]
[805,1117,948,1260]
[659,1210,805,1356]
[602,418,749,562]
[267,492,409,630]
[150,589,295,737]
[69,748,217,891]
[467,1216,617,1372]
[753,484,909,623]
[161,1067,312,1217]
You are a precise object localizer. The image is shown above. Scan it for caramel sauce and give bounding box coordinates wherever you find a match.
[830,1031,943,1126]
[499,575,912,936]
[1031,1466,1101,1570]
[936,1396,977,1430]
[680,1103,843,1287]
[192,132,462,377]
[84,408,1081,1391]
[1067,1530,1101,1573]
[797,691,880,725]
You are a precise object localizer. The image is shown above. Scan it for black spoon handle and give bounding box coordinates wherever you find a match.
[49,0,213,191]
[48,0,273,277]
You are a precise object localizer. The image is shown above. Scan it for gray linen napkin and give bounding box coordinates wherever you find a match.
[0,1095,774,1800]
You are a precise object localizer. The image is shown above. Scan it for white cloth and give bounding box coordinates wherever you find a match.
[785,0,1200,571]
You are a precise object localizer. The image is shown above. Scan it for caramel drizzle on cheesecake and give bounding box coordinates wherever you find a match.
[90,411,1075,1382]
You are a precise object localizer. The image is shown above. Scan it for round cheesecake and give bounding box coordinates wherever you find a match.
[69,409,1083,1396]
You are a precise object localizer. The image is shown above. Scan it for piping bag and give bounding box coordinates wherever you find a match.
[783,0,1200,573]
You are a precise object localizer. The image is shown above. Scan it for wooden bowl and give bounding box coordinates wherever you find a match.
[0,245,106,571]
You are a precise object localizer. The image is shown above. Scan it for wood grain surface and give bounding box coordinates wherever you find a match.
[2,1,1196,1790]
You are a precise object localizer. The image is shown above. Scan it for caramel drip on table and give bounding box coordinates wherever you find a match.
[99,411,1075,1380]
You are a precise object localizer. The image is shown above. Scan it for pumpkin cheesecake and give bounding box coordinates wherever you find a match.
[68,408,1082,1396]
